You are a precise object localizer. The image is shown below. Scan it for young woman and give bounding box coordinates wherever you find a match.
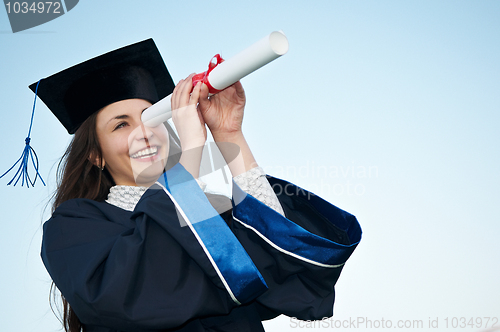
[35,39,361,332]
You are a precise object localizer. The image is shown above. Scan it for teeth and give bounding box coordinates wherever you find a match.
[131,146,158,159]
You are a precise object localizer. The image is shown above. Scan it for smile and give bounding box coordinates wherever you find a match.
[130,146,158,159]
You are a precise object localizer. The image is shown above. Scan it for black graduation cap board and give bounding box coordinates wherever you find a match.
[29,38,175,134]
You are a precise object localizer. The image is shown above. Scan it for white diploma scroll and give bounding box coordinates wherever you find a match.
[142,31,289,127]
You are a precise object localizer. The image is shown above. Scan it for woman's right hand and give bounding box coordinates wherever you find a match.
[171,74,206,151]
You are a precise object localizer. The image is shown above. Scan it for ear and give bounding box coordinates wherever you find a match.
[89,153,105,169]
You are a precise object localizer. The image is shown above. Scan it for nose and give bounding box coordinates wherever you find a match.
[130,123,154,145]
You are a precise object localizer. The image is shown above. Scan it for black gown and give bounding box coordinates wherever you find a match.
[41,164,361,332]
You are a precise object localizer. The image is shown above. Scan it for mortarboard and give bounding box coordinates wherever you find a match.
[29,38,175,134]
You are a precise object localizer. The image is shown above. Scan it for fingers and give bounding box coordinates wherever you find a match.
[172,73,199,110]
[232,81,246,99]
[190,81,202,105]
[198,83,210,113]
[171,77,184,109]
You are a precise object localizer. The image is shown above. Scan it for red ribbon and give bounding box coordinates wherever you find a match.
[192,54,225,94]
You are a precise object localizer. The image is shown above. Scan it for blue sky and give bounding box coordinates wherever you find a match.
[1,1,499,331]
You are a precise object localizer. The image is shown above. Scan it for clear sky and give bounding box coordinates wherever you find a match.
[1,1,499,331]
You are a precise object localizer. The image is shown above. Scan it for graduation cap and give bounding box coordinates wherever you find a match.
[31,38,175,134]
[1,39,175,187]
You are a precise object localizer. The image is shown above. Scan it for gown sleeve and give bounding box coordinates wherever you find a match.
[230,175,362,321]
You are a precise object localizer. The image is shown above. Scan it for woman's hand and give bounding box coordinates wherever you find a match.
[198,81,246,141]
[171,74,206,151]
[171,74,206,178]
[198,81,258,177]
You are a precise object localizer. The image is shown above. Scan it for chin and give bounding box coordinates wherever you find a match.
[132,158,167,186]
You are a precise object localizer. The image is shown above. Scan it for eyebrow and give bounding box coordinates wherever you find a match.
[106,107,150,126]
[107,114,130,126]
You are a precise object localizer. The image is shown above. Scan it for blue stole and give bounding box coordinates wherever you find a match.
[156,163,268,305]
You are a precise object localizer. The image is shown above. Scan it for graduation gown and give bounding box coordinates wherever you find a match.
[41,163,361,332]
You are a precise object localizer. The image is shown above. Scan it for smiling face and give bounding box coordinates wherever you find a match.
[95,98,169,187]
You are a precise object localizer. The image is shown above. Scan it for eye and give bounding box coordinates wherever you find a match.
[113,122,128,131]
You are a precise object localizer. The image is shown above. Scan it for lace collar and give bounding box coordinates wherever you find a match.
[106,185,148,211]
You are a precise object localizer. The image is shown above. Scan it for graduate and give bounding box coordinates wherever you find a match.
[32,39,362,332]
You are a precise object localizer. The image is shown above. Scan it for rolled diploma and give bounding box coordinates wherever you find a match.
[142,31,289,127]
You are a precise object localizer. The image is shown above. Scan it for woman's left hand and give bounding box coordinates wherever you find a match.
[198,81,246,140]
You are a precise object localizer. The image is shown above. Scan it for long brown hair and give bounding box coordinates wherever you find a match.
[51,112,114,332]
[52,111,114,211]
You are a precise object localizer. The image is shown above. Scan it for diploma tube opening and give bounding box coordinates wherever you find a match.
[141,31,289,127]
[142,94,172,127]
